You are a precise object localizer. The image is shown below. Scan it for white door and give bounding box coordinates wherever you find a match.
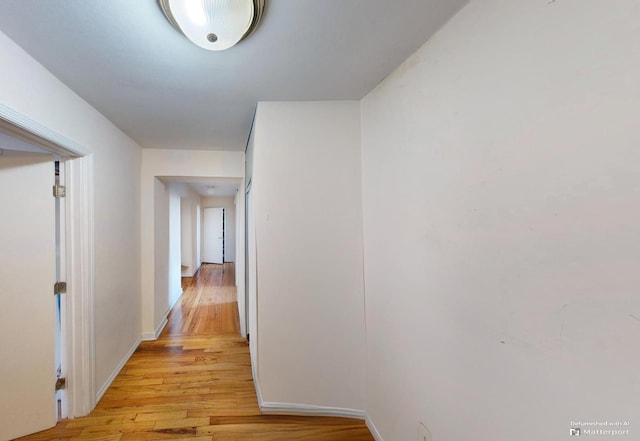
[0,150,57,440]
[203,207,224,264]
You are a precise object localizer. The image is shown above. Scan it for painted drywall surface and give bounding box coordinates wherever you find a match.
[195,205,201,270]
[0,31,142,395]
[234,184,247,337]
[180,196,192,275]
[175,182,201,277]
[153,178,170,330]
[168,185,182,309]
[246,187,257,371]
[179,184,201,277]
[253,101,366,411]
[144,179,243,340]
[360,1,640,439]
[140,149,244,335]
[152,181,186,332]
[201,196,237,262]
[243,126,254,344]
[245,128,258,370]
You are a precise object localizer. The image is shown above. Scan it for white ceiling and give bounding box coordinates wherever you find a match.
[187,181,239,198]
[159,176,240,197]
[0,0,466,151]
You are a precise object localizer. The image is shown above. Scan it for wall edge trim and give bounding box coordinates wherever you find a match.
[366,415,384,441]
[260,401,366,420]
[0,103,90,156]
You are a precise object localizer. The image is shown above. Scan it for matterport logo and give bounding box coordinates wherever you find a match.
[570,420,631,437]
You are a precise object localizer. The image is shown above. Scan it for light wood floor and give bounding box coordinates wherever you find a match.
[18,263,374,441]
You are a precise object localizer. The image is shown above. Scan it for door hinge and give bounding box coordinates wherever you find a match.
[55,377,66,391]
[53,185,66,198]
[54,281,67,294]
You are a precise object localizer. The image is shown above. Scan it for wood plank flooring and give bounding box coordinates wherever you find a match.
[17,263,373,441]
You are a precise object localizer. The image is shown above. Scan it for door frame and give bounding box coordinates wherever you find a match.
[0,104,96,418]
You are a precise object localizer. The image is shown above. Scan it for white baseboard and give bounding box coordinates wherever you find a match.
[251,353,366,420]
[366,415,384,441]
[251,349,263,407]
[141,289,182,342]
[182,266,198,277]
[95,336,141,403]
[142,317,168,341]
[168,290,183,312]
[260,401,366,420]
[183,263,201,277]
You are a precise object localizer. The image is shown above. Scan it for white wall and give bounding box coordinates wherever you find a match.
[0,31,142,399]
[195,204,201,270]
[245,128,257,365]
[140,149,244,337]
[180,197,192,276]
[234,185,246,337]
[201,196,236,262]
[168,185,182,308]
[180,183,202,276]
[152,178,170,335]
[151,180,183,338]
[360,1,640,439]
[246,190,257,365]
[252,101,366,413]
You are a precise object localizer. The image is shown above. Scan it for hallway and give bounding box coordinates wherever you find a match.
[18,264,373,441]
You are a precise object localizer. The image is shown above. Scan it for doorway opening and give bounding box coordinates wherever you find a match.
[0,106,95,440]
[54,159,65,419]
[153,177,247,338]
[203,207,225,264]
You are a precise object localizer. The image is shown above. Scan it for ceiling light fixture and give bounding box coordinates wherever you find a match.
[206,185,216,195]
[159,0,265,51]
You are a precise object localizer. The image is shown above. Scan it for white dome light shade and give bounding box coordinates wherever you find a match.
[160,0,264,51]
